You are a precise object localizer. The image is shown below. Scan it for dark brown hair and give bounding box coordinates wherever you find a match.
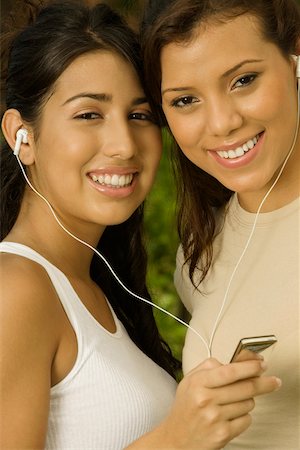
[142,0,300,287]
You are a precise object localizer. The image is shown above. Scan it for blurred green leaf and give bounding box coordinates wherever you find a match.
[145,131,189,361]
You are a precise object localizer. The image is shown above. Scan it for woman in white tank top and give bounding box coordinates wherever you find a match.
[0,1,281,449]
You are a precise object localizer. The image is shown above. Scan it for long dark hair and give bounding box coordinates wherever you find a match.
[1,0,180,378]
[142,0,300,287]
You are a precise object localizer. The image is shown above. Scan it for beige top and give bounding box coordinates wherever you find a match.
[175,194,300,449]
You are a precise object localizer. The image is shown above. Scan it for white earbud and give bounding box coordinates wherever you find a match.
[292,54,300,79]
[14,128,28,156]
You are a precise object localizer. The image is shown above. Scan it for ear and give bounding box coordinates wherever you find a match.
[1,109,35,165]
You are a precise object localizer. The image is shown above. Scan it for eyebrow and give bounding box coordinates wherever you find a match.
[62,93,148,106]
[161,59,263,95]
[221,59,263,78]
[162,86,193,96]
[62,93,112,105]
[132,96,149,106]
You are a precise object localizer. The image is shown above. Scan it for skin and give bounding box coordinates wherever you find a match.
[161,14,300,213]
[0,50,162,448]
[1,50,281,450]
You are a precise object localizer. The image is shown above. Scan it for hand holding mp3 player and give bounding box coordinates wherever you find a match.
[230,335,277,363]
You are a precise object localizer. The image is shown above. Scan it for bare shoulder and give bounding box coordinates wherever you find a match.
[0,251,62,362]
[1,251,60,318]
[0,252,65,447]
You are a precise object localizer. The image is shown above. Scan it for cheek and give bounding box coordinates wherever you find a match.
[181,148,207,172]
[142,129,163,167]
[165,111,202,150]
[244,77,295,126]
[163,111,207,168]
[33,135,88,192]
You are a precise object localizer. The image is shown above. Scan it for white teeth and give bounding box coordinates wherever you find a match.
[111,175,119,186]
[90,173,134,188]
[119,175,126,186]
[216,135,259,159]
[235,147,244,157]
[247,139,254,149]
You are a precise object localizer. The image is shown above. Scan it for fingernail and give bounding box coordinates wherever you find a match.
[274,377,282,391]
[260,361,268,370]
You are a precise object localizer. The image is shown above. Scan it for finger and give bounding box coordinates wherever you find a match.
[233,349,264,363]
[199,360,268,388]
[243,375,282,399]
[221,398,255,420]
[196,399,255,424]
[216,375,282,404]
[228,413,253,440]
[201,413,253,449]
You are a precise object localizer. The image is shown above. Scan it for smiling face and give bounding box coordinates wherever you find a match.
[28,51,162,232]
[161,14,299,211]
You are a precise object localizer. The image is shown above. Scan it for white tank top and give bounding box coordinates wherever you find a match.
[0,242,177,449]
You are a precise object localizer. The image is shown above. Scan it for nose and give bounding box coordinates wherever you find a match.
[206,95,243,137]
[102,118,137,160]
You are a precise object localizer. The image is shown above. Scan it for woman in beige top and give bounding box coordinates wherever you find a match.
[142,0,300,448]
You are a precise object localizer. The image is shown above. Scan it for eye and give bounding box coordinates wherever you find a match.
[129,111,156,123]
[170,96,199,108]
[74,112,101,120]
[233,74,257,89]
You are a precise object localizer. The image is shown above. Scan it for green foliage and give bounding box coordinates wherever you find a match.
[144,131,189,361]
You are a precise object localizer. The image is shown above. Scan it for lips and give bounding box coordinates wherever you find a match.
[208,132,264,169]
[90,173,134,188]
[216,134,260,160]
[87,164,139,190]
[86,167,139,198]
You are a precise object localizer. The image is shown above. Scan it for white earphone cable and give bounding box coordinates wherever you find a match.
[14,65,299,359]
[15,157,210,353]
[208,78,300,355]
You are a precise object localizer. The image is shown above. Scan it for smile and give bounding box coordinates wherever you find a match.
[216,135,259,159]
[90,173,134,188]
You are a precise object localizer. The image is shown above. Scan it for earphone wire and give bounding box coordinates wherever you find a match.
[14,63,299,360]
[208,76,300,356]
[15,156,210,353]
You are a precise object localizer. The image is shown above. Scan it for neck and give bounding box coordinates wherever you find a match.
[6,193,104,279]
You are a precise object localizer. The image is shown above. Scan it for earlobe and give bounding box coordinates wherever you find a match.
[1,109,35,165]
